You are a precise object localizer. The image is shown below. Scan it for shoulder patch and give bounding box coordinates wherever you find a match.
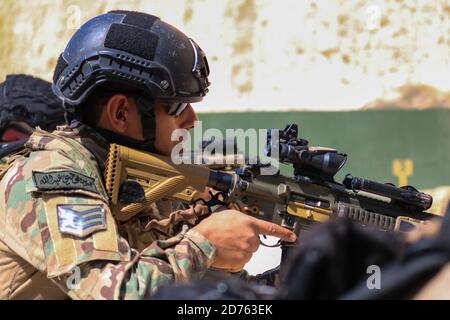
[32,170,99,194]
[40,195,130,277]
[57,204,107,238]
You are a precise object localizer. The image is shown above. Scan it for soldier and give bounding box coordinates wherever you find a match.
[0,10,296,299]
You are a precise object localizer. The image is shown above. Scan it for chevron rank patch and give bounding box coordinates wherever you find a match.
[56,204,107,238]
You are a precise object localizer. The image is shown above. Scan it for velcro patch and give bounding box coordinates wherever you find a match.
[32,170,98,194]
[57,204,107,238]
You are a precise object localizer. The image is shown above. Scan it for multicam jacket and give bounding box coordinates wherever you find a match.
[0,122,216,299]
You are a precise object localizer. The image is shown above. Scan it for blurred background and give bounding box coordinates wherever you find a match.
[1,0,449,274]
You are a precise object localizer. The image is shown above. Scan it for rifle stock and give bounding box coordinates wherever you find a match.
[104,144,210,221]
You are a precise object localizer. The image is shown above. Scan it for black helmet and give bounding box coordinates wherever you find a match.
[52,10,210,107]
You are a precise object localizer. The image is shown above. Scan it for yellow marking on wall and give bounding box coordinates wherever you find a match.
[392,159,413,186]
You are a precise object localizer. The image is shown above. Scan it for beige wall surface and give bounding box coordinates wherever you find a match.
[0,0,449,111]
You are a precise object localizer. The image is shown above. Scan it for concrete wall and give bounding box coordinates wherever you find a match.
[0,0,448,190]
[0,0,449,111]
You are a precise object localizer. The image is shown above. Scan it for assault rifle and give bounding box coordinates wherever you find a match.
[104,124,437,244]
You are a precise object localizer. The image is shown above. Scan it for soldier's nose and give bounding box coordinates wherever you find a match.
[181,104,198,130]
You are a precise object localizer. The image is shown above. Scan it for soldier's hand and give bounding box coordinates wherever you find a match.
[192,209,297,272]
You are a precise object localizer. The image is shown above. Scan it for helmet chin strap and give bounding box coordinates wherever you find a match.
[93,126,156,153]
[64,104,78,125]
[134,95,156,152]
[74,95,158,153]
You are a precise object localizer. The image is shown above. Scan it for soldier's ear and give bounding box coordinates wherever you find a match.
[103,94,130,134]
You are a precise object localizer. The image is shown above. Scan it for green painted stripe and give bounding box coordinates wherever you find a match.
[199,109,450,189]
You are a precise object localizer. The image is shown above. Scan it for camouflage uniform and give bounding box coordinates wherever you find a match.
[0,121,216,299]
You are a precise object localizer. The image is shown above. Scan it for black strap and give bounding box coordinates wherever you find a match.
[0,139,28,159]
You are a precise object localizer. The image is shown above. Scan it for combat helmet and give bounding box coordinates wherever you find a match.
[52,10,210,107]
[52,10,211,151]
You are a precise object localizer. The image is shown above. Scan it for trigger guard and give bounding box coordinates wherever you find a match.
[192,191,227,214]
[259,235,282,248]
